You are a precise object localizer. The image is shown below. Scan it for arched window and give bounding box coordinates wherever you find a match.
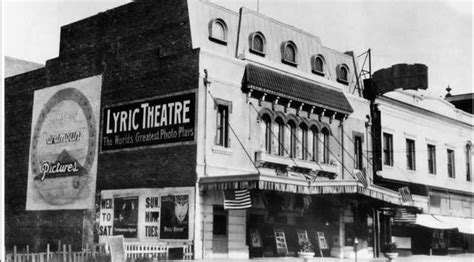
[288,121,297,158]
[209,18,227,44]
[311,55,325,76]
[466,143,472,182]
[322,128,330,164]
[249,32,266,55]
[276,118,285,156]
[337,64,350,84]
[300,123,308,160]
[281,41,297,65]
[262,114,272,154]
[311,126,319,162]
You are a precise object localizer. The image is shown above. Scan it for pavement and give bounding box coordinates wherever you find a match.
[172,253,474,262]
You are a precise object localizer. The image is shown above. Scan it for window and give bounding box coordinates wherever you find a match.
[427,144,436,174]
[354,136,363,170]
[311,55,325,76]
[406,139,416,170]
[447,149,455,178]
[430,195,441,208]
[311,127,319,162]
[300,123,308,160]
[263,114,272,154]
[337,64,349,84]
[249,32,266,55]
[383,133,393,166]
[276,118,285,156]
[209,19,227,44]
[289,121,297,158]
[213,205,227,236]
[466,144,471,182]
[322,129,330,164]
[281,41,297,65]
[216,104,229,147]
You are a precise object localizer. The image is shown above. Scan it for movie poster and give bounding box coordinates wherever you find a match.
[26,75,101,210]
[160,194,189,239]
[113,197,138,238]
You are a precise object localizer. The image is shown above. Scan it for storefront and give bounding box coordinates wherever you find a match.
[199,175,420,259]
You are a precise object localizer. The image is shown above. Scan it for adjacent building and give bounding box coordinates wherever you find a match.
[365,65,474,255]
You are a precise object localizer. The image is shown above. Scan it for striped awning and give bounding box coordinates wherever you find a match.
[199,174,428,208]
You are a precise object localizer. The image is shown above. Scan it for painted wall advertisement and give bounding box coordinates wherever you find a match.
[99,188,194,243]
[26,75,102,210]
[101,92,195,151]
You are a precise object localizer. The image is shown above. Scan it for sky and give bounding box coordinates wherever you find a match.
[4,0,473,97]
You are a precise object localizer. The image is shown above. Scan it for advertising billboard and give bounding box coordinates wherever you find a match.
[26,75,102,210]
[101,91,196,151]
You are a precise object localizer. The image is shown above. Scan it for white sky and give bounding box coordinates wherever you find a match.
[4,0,473,97]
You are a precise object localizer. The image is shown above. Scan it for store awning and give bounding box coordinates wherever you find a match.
[415,214,456,230]
[199,174,427,209]
[243,64,354,115]
[435,215,474,234]
[415,214,474,234]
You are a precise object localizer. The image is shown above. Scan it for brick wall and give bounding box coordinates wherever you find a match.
[5,0,198,251]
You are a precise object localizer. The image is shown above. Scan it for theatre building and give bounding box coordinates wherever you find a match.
[4,0,429,259]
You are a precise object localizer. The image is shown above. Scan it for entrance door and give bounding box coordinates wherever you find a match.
[212,206,228,256]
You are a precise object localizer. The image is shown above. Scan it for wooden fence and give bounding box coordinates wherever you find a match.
[5,241,193,262]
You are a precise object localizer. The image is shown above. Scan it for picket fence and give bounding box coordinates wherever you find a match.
[5,241,193,262]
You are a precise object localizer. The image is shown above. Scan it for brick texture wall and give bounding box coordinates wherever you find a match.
[5,0,198,251]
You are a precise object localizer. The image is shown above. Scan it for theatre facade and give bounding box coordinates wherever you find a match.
[5,0,430,259]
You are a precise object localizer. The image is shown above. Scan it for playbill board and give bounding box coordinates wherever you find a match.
[26,75,102,210]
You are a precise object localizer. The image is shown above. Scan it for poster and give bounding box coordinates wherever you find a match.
[250,228,262,248]
[160,194,189,239]
[113,197,138,238]
[101,92,195,151]
[26,75,101,210]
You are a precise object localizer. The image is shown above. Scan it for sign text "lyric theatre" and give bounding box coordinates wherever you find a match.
[102,92,195,151]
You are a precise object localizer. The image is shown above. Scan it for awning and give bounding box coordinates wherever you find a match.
[415,214,456,230]
[415,214,474,234]
[199,174,427,209]
[243,64,354,115]
[435,215,474,234]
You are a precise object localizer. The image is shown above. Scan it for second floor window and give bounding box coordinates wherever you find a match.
[322,129,330,164]
[300,124,308,160]
[354,136,363,170]
[427,144,436,174]
[312,127,319,162]
[263,115,272,154]
[466,144,471,182]
[216,104,229,147]
[276,118,285,156]
[447,149,455,178]
[289,121,297,158]
[406,139,416,170]
[383,133,393,166]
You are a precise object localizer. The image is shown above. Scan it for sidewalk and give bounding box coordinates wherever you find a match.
[175,253,474,262]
